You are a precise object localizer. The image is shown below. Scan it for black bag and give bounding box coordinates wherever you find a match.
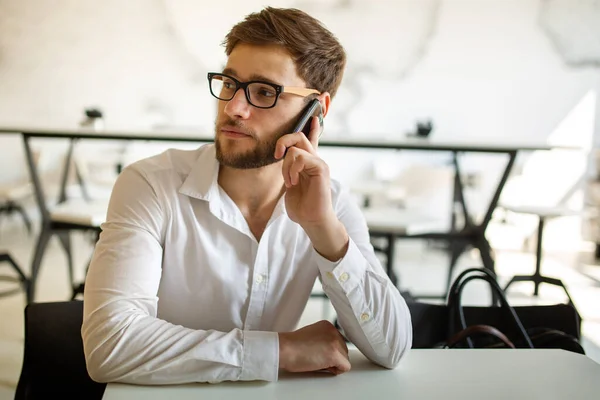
[407,267,585,354]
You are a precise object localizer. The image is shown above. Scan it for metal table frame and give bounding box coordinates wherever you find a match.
[1,127,552,302]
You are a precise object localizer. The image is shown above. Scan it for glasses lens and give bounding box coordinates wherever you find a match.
[210,75,236,100]
[247,83,278,108]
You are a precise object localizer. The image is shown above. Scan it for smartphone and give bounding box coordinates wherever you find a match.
[293,99,322,137]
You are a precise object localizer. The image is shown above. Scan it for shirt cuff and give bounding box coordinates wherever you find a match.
[240,330,279,382]
[314,238,366,293]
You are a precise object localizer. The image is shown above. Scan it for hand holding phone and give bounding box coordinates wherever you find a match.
[275,98,323,159]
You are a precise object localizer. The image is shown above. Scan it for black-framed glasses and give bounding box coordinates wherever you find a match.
[207,72,320,109]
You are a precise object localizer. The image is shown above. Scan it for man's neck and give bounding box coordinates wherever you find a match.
[217,163,285,218]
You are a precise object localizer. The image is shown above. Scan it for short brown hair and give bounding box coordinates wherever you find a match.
[223,7,346,98]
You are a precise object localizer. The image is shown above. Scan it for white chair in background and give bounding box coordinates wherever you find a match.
[0,136,40,235]
[0,251,28,298]
[23,140,109,303]
[360,162,454,234]
[37,139,199,302]
[352,160,454,289]
[495,89,595,300]
[71,140,127,202]
[497,147,588,302]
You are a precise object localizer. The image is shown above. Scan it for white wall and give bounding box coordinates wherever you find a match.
[362,0,597,139]
[0,0,598,209]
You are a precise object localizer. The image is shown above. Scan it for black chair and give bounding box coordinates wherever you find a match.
[15,300,106,399]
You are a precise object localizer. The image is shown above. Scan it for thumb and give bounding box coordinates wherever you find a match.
[333,353,351,373]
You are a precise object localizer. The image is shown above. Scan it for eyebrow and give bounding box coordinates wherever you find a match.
[222,68,282,86]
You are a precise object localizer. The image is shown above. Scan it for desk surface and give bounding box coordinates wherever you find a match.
[103,349,600,400]
[0,126,556,153]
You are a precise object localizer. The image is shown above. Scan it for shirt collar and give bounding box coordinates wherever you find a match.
[177,143,289,226]
[178,144,219,201]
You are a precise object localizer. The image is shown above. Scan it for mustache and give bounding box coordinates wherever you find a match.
[216,117,255,137]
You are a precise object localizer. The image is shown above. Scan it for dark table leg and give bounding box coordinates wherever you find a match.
[385,233,399,287]
[22,135,49,223]
[468,151,517,303]
[432,151,517,302]
[57,138,76,204]
[372,150,519,304]
[454,150,517,272]
[21,134,52,303]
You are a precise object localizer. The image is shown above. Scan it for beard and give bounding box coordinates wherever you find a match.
[215,116,296,169]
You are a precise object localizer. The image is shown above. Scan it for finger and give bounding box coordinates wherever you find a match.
[281,147,295,188]
[281,153,294,188]
[306,116,321,149]
[282,147,320,187]
[334,353,351,373]
[318,367,344,375]
[289,154,307,186]
[281,147,305,188]
[274,132,315,160]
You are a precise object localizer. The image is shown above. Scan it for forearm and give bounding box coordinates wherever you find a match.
[83,222,278,384]
[315,239,412,368]
[82,296,279,384]
[303,213,349,262]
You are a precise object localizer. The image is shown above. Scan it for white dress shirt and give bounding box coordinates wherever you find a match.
[82,143,412,384]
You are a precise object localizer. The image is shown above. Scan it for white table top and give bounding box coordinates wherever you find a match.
[361,207,449,235]
[103,348,600,400]
[0,126,560,152]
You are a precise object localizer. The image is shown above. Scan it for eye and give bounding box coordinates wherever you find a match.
[255,85,276,98]
[222,78,236,90]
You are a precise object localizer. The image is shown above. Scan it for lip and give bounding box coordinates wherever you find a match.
[220,127,251,138]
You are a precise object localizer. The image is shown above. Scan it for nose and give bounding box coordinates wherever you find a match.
[224,88,251,120]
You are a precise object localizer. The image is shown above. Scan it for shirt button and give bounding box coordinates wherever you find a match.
[339,272,349,283]
[360,313,370,322]
[326,271,335,279]
[255,274,265,284]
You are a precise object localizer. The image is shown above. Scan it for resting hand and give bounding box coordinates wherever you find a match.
[278,320,351,375]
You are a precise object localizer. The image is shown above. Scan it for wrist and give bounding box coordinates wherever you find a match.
[278,332,292,371]
[300,212,339,236]
[303,214,349,262]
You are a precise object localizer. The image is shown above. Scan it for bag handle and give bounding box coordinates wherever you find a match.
[448,269,534,349]
[445,324,516,349]
[446,267,501,328]
[455,274,533,348]
[446,267,499,306]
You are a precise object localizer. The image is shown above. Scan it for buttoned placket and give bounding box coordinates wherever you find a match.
[242,198,286,331]
[242,236,269,331]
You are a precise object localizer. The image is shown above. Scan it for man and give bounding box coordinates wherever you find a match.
[82,7,412,384]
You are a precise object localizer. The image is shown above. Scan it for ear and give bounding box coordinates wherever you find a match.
[317,92,331,118]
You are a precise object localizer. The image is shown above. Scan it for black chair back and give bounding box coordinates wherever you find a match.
[15,300,106,399]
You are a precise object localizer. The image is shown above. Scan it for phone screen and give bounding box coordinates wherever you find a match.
[293,99,322,137]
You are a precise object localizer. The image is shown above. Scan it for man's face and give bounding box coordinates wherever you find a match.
[214,43,309,169]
